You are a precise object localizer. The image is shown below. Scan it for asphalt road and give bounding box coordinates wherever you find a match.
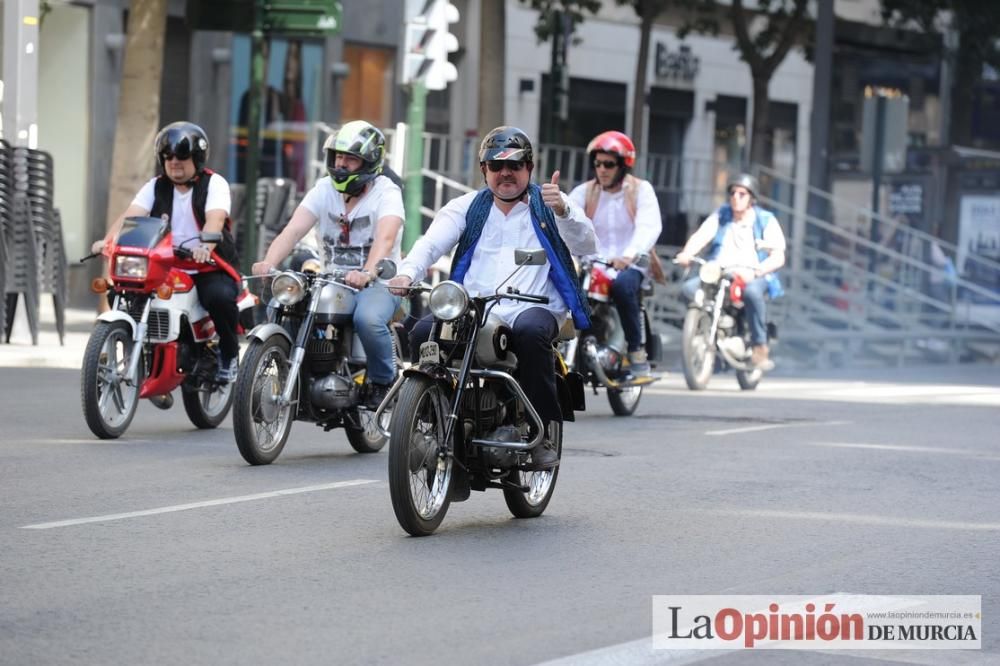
[1,362,998,665]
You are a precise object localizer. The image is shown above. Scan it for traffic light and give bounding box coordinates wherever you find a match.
[402,0,459,91]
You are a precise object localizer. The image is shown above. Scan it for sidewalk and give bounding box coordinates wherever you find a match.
[0,297,93,369]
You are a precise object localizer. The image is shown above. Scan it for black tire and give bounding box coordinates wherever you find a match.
[232,337,295,465]
[388,376,453,536]
[681,308,715,390]
[736,368,762,391]
[504,421,562,518]
[181,372,236,429]
[607,385,643,416]
[344,403,390,453]
[81,320,142,439]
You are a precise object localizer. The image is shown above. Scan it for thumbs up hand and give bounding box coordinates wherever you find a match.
[541,171,567,217]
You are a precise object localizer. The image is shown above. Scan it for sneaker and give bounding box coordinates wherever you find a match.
[215,357,238,384]
[365,382,391,410]
[750,344,774,370]
[627,350,651,377]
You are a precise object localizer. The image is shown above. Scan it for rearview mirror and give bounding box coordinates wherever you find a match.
[514,249,547,266]
[375,258,397,279]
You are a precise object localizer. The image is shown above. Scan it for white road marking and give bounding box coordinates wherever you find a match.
[20,480,378,530]
[810,442,1000,460]
[699,509,1000,532]
[705,420,848,436]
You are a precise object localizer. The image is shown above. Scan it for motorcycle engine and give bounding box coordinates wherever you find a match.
[309,373,356,409]
[596,345,622,373]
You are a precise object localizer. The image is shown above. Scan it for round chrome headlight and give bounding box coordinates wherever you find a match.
[698,261,723,285]
[429,280,469,321]
[271,271,306,306]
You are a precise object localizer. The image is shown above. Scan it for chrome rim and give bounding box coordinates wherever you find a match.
[407,386,452,520]
[96,328,138,427]
[249,346,292,453]
[613,385,641,408]
[515,422,559,506]
[199,380,233,419]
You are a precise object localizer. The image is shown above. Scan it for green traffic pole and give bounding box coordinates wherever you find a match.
[403,80,427,253]
[242,1,265,274]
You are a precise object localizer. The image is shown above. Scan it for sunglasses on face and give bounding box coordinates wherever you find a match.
[729,190,751,199]
[161,149,192,162]
[594,159,618,170]
[486,160,527,173]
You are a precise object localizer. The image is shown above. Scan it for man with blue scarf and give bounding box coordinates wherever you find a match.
[389,126,596,468]
[676,173,786,369]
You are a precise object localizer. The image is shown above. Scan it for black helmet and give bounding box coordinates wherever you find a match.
[727,172,759,200]
[324,120,385,196]
[155,122,210,173]
[478,126,533,164]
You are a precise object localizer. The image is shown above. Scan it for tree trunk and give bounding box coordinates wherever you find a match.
[749,73,771,168]
[477,0,506,142]
[630,13,654,159]
[104,0,169,231]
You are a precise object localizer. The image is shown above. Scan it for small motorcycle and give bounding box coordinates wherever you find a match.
[81,216,252,439]
[560,256,661,416]
[232,258,401,465]
[379,249,586,537]
[679,257,774,391]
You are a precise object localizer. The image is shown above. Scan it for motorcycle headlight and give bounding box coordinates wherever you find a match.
[271,272,307,306]
[429,280,469,321]
[114,255,148,279]
[699,261,723,285]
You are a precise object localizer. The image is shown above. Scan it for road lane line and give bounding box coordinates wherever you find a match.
[699,509,1000,532]
[810,442,1000,460]
[705,420,848,436]
[20,479,378,530]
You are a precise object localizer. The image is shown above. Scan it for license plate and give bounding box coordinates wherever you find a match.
[419,341,440,364]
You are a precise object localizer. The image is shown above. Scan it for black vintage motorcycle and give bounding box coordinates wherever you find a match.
[378,249,586,536]
[680,257,774,391]
[560,256,661,416]
[232,258,401,464]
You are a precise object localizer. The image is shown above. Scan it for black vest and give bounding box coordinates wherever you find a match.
[149,169,239,266]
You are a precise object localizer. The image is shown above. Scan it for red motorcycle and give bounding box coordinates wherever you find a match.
[81,216,254,439]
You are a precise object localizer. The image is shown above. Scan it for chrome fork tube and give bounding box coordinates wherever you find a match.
[124,298,151,385]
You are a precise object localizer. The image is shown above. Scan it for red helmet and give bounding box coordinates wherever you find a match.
[586,131,636,168]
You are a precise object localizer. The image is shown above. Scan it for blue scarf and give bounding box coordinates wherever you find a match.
[450,185,592,329]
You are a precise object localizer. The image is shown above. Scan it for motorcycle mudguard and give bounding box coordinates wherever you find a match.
[96,310,138,339]
[246,322,293,345]
[402,363,454,388]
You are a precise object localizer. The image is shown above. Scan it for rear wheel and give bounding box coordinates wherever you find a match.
[388,375,453,536]
[81,321,142,439]
[182,352,236,428]
[344,402,390,453]
[607,385,642,416]
[504,421,561,518]
[232,337,295,465]
[681,308,715,390]
[736,368,762,390]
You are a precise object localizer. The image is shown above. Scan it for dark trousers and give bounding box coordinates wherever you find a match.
[193,270,240,363]
[610,267,644,352]
[408,306,562,427]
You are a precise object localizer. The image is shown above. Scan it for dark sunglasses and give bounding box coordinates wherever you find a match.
[161,148,192,162]
[729,190,751,199]
[486,160,527,173]
[593,159,619,170]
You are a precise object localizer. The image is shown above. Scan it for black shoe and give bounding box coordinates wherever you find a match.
[365,382,391,410]
[528,436,559,470]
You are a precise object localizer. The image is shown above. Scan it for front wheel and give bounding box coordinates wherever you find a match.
[81,321,142,439]
[736,368,762,391]
[232,337,295,465]
[607,385,642,416]
[681,308,715,390]
[504,421,562,518]
[182,354,236,428]
[388,375,453,536]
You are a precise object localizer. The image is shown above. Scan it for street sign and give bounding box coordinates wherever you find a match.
[186,0,342,37]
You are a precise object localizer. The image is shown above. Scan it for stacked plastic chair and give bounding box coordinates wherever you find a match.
[0,140,10,336]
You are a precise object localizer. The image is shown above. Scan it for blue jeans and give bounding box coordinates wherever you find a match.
[682,275,768,347]
[354,284,401,385]
[609,267,644,353]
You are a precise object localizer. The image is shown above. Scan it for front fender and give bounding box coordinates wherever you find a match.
[247,322,293,345]
[403,363,454,387]
[96,310,137,338]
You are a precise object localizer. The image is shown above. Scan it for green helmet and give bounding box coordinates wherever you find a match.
[324,120,386,196]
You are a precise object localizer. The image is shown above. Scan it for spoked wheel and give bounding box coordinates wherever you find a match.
[81,321,143,439]
[182,361,236,429]
[232,337,295,465]
[736,368,762,390]
[388,376,453,536]
[681,308,715,390]
[344,400,391,453]
[504,421,562,519]
[607,385,642,416]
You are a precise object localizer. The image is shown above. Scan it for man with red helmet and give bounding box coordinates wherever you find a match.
[568,130,663,377]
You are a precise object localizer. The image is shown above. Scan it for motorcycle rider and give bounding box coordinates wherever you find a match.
[388,126,596,468]
[675,173,786,369]
[92,121,241,383]
[252,120,404,408]
[568,130,663,377]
